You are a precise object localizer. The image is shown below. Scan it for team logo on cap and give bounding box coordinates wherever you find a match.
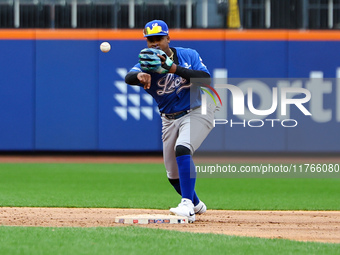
[146,23,162,35]
[143,22,168,36]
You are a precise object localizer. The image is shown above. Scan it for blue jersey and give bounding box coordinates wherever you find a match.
[128,47,210,114]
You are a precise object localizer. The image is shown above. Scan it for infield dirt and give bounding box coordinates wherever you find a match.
[0,207,339,243]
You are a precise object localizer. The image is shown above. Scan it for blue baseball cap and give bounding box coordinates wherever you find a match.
[143,20,169,37]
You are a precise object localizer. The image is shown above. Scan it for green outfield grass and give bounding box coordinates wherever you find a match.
[0,226,339,255]
[0,163,339,210]
[0,162,339,255]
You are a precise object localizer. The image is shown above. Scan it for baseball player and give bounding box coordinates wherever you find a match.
[125,20,215,223]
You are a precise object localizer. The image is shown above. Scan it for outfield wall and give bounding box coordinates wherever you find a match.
[0,30,339,152]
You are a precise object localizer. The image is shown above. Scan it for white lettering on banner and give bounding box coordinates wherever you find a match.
[213,119,298,128]
[247,87,278,116]
[113,68,158,121]
[276,80,302,120]
[280,87,311,116]
[214,84,312,117]
[206,68,340,123]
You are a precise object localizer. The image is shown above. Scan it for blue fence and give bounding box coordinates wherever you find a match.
[0,32,339,152]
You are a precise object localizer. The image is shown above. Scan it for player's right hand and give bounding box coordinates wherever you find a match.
[157,52,173,72]
[137,72,151,89]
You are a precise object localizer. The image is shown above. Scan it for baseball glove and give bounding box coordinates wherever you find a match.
[138,48,170,74]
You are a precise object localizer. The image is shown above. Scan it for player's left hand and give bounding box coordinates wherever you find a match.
[139,48,168,74]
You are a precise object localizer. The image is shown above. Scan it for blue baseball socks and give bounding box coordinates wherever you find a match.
[175,154,199,205]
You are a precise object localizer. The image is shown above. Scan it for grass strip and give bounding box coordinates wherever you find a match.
[0,226,339,255]
[0,163,339,210]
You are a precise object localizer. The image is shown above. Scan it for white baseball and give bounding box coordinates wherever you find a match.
[100,42,111,53]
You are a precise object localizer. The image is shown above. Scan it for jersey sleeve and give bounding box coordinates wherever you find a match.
[125,63,144,86]
[190,50,210,75]
[128,63,142,73]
